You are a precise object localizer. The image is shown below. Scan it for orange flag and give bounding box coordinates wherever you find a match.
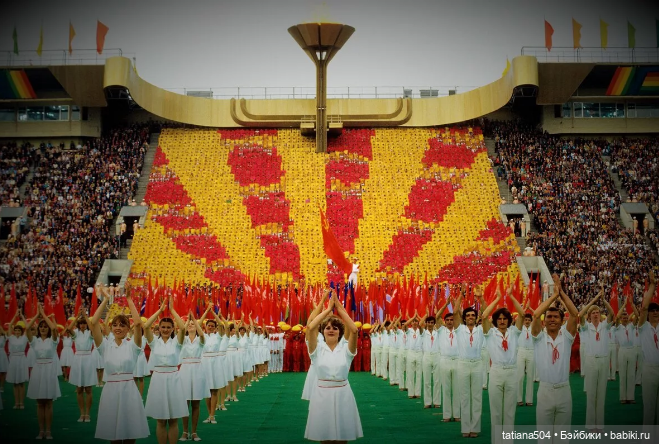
[96,20,109,54]
[68,22,76,55]
[545,20,554,51]
[319,207,352,275]
[90,285,98,316]
[572,18,583,49]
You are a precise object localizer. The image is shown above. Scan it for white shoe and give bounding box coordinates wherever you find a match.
[179,432,189,441]
[202,417,212,424]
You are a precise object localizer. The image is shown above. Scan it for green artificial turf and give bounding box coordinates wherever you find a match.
[0,372,644,443]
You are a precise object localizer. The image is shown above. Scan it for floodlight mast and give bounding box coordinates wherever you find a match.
[288,23,355,153]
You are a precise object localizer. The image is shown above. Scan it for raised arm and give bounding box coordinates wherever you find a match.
[307,290,329,327]
[334,292,358,354]
[143,299,166,344]
[169,297,186,345]
[190,310,205,344]
[558,282,579,336]
[481,289,503,334]
[602,297,615,324]
[127,290,143,348]
[39,304,58,341]
[638,271,656,328]
[532,284,560,336]
[508,290,525,330]
[578,290,602,326]
[90,291,110,325]
[22,310,37,342]
[307,296,334,355]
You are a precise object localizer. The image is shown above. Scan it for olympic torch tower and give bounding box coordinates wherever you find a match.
[288,23,355,153]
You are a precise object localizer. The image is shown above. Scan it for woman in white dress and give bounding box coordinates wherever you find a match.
[91,288,150,443]
[302,293,328,401]
[259,327,270,378]
[226,321,242,402]
[132,322,149,397]
[0,323,9,393]
[67,308,97,422]
[216,318,232,410]
[199,305,226,424]
[6,313,29,409]
[237,319,252,392]
[305,291,363,443]
[24,304,61,439]
[173,307,209,442]
[143,297,188,444]
[59,328,74,382]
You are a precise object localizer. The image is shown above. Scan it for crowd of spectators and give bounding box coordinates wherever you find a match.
[486,119,657,307]
[0,141,34,207]
[0,125,150,316]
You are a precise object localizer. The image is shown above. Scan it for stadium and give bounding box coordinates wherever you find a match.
[1,1,659,442]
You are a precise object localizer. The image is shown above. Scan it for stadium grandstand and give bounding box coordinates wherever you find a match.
[2,3,659,443]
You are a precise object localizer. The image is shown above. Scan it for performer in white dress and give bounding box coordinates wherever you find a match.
[24,305,61,439]
[305,290,363,442]
[199,305,226,423]
[171,305,209,442]
[303,293,328,401]
[132,322,149,397]
[6,313,29,409]
[226,322,242,402]
[59,328,74,382]
[143,296,188,444]
[0,323,9,393]
[260,328,270,377]
[91,287,150,442]
[483,286,525,444]
[237,321,253,391]
[67,308,97,422]
[216,320,232,410]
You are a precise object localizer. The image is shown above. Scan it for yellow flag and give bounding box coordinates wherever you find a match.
[572,18,582,49]
[36,25,43,56]
[69,22,76,55]
[502,58,511,77]
[600,19,608,49]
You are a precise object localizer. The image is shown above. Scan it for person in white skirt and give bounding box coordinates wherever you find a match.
[143,297,188,444]
[66,308,98,422]
[6,313,29,409]
[0,323,9,393]
[226,321,242,402]
[305,290,363,442]
[172,306,209,442]
[216,318,232,411]
[59,326,74,382]
[94,315,109,387]
[302,293,328,401]
[23,304,61,439]
[255,326,268,379]
[237,319,253,392]
[199,305,227,423]
[132,320,150,397]
[91,288,150,443]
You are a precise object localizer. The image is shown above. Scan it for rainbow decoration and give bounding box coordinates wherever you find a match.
[606,67,636,95]
[606,66,659,96]
[0,69,37,99]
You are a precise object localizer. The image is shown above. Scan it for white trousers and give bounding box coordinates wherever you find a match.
[406,350,422,397]
[517,348,535,404]
[481,347,490,388]
[618,347,636,401]
[642,362,659,425]
[397,350,406,390]
[536,382,572,444]
[489,365,518,444]
[584,355,608,429]
[388,349,398,385]
[609,343,617,379]
[371,346,380,376]
[459,358,483,434]
[441,356,460,420]
[636,346,644,385]
[422,353,441,406]
[380,346,389,379]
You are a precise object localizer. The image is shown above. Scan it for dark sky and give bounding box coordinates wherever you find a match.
[2,0,658,93]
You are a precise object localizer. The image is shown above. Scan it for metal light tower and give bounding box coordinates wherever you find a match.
[288,23,355,153]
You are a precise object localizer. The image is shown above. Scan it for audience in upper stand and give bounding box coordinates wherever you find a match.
[486,120,657,307]
[0,125,149,313]
[0,142,34,207]
[610,137,659,223]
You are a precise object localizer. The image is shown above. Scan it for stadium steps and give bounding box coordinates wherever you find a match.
[132,133,160,204]
[18,165,35,202]
[120,239,132,260]
[484,137,512,203]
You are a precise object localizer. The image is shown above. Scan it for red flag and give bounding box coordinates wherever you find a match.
[24,285,36,319]
[55,285,67,325]
[545,20,554,51]
[319,207,352,275]
[7,284,17,321]
[610,283,619,315]
[74,283,83,316]
[44,284,54,318]
[90,285,98,316]
[529,274,540,310]
[623,281,634,315]
[96,20,109,54]
[0,285,5,324]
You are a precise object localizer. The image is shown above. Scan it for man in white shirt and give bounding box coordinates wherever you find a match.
[421,314,441,409]
[637,272,658,426]
[609,327,618,381]
[578,288,614,432]
[438,311,460,421]
[613,305,637,403]
[517,313,535,406]
[532,275,579,443]
[405,314,423,399]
